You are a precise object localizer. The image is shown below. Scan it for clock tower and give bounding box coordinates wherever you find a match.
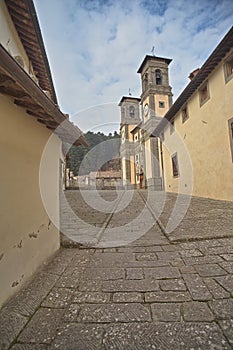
[119,96,141,188]
[137,55,173,189]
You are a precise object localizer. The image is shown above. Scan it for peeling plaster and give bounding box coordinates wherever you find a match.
[29,232,38,238]
[17,240,22,248]
[11,281,19,287]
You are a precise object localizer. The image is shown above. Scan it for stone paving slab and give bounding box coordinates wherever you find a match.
[73,292,111,304]
[145,291,191,302]
[203,277,231,299]
[11,345,49,350]
[0,190,233,349]
[18,308,65,344]
[0,309,28,350]
[151,303,181,321]
[183,274,212,301]
[143,266,181,279]
[219,319,233,346]
[102,279,160,292]
[182,301,214,321]
[77,303,151,323]
[145,192,233,242]
[102,322,231,350]
[51,323,106,350]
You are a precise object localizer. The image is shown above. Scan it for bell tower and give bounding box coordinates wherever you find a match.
[119,96,141,188]
[137,55,173,121]
[136,55,173,190]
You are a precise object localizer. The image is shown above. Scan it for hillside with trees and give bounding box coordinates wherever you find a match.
[66,131,121,176]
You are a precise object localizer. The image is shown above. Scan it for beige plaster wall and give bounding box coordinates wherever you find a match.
[128,125,136,142]
[154,94,170,117]
[0,94,61,307]
[162,54,233,201]
[130,155,136,184]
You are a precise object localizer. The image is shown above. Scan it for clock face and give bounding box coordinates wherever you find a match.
[144,104,149,117]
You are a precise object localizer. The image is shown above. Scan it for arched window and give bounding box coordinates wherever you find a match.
[129,106,135,118]
[143,73,148,91]
[155,69,162,85]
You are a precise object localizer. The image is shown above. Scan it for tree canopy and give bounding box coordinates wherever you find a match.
[66,131,121,176]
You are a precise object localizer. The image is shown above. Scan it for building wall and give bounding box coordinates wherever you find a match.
[130,155,136,184]
[162,53,233,201]
[154,94,170,117]
[0,94,61,307]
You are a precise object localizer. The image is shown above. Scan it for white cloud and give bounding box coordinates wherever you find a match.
[34,0,233,133]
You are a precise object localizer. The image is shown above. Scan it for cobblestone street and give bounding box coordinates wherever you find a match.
[0,190,233,349]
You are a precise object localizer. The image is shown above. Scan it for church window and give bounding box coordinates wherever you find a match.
[224,57,233,82]
[199,82,210,106]
[159,101,165,108]
[182,105,189,123]
[172,153,179,177]
[155,69,162,85]
[143,73,148,90]
[129,106,135,118]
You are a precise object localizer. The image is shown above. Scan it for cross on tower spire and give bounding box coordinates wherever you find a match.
[151,46,155,56]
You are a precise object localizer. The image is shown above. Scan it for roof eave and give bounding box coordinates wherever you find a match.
[0,43,87,147]
[6,0,57,103]
[137,55,172,74]
[118,96,141,106]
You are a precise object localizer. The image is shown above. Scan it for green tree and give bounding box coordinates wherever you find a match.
[66,131,121,176]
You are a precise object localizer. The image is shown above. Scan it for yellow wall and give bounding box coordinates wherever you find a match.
[162,53,233,201]
[128,125,136,141]
[154,94,169,116]
[130,155,135,184]
[0,94,61,307]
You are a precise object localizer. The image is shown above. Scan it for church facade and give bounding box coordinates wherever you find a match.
[119,26,233,201]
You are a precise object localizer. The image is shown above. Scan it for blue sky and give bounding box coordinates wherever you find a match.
[34,0,233,133]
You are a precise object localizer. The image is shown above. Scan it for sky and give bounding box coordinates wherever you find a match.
[34,0,233,134]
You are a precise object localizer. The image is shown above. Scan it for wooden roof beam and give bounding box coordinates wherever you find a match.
[26,110,55,122]
[14,98,41,110]
[0,74,15,86]
[0,86,28,98]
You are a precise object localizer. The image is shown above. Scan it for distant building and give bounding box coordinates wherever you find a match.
[73,171,121,189]
[0,0,86,306]
[120,26,233,201]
